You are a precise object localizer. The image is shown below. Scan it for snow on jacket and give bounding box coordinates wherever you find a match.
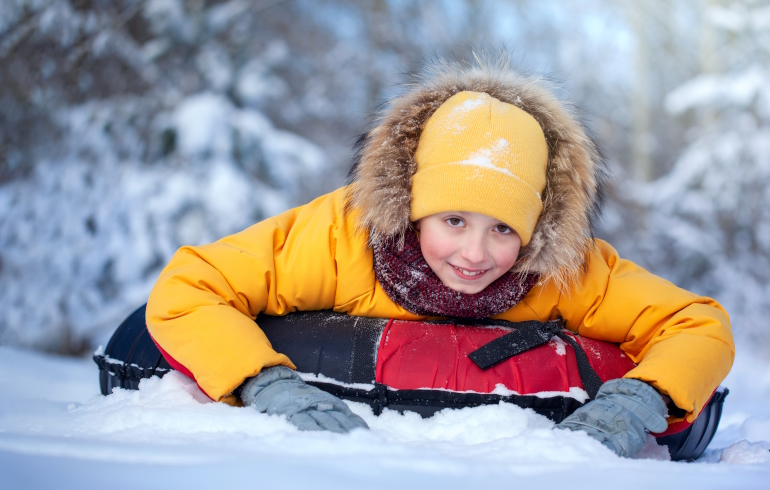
[146,59,734,424]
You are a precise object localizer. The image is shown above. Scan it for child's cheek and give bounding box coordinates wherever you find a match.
[419,228,455,266]
[494,241,521,271]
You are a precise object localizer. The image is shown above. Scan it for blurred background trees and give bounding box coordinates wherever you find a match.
[1,0,767,354]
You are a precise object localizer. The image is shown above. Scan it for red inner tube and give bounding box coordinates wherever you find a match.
[95,306,727,461]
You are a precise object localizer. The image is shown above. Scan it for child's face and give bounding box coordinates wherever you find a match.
[416,212,522,294]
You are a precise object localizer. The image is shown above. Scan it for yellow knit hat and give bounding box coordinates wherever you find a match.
[410,91,549,246]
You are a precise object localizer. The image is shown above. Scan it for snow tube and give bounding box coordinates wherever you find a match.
[94,304,727,461]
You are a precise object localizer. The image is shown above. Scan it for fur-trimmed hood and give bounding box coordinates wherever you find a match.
[346,55,609,291]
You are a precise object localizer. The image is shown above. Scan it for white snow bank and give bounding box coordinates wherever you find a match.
[1,346,769,489]
[720,440,770,465]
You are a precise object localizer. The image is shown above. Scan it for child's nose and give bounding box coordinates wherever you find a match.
[460,235,488,264]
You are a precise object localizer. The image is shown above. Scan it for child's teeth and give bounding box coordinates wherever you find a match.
[458,267,483,276]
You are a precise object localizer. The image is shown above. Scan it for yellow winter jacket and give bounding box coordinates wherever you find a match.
[146,186,734,424]
[147,64,734,425]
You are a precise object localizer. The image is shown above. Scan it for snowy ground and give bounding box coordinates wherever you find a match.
[0,346,768,489]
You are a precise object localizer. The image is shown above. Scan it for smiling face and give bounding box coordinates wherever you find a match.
[415,212,522,294]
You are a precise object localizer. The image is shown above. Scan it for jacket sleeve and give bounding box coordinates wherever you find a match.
[146,188,359,401]
[552,239,734,423]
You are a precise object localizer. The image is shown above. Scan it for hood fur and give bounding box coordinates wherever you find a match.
[345,54,609,291]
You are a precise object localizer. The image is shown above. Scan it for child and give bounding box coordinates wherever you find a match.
[146,57,734,457]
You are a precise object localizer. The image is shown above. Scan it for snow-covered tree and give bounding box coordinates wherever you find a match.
[0,1,326,352]
[601,0,770,354]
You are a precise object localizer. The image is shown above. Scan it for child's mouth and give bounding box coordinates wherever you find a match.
[451,265,488,279]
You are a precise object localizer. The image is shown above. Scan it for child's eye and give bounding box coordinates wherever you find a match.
[446,217,464,227]
[494,224,512,234]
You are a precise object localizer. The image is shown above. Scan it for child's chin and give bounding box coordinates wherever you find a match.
[444,280,489,295]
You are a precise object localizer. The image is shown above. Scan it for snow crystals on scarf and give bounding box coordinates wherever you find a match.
[373,229,539,318]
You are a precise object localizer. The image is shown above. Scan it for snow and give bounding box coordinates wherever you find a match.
[235,56,290,105]
[1,346,768,489]
[456,149,516,178]
[720,441,770,465]
[298,372,377,391]
[446,139,544,199]
[664,67,767,115]
[444,95,488,133]
[173,93,233,157]
[448,95,487,117]
[454,153,538,197]
[549,336,567,356]
[485,383,589,403]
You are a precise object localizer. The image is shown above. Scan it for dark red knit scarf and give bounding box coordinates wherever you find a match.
[373,229,539,318]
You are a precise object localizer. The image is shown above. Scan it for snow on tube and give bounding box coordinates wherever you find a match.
[94,304,728,461]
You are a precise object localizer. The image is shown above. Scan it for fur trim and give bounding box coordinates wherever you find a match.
[345,53,609,291]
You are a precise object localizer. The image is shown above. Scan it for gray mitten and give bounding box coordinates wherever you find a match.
[558,378,668,457]
[241,366,369,433]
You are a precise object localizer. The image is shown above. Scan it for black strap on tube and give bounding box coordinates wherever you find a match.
[552,331,603,399]
[467,319,603,400]
[468,319,563,369]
